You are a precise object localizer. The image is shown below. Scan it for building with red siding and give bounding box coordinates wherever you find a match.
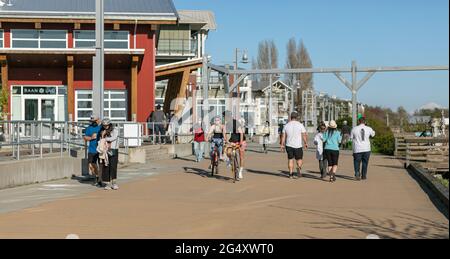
[0,0,190,123]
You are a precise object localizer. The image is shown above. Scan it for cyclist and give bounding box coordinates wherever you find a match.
[224,111,246,180]
[208,116,226,167]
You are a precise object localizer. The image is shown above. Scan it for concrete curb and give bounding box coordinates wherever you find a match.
[408,163,449,209]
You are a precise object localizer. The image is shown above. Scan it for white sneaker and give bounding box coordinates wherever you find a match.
[112,184,119,190]
[104,184,112,190]
[238,168,244,179]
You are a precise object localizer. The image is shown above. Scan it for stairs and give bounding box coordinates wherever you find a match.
[143,145,173,161]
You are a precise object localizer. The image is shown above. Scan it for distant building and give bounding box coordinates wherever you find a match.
[408,115,432,124]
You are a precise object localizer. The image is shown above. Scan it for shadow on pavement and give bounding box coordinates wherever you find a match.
[183,167,235,183]
[271,205,449,239]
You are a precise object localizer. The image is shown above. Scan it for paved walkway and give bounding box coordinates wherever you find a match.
[0,145,448,239]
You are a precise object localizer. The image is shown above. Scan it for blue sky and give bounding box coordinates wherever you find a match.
[173,0,449,112]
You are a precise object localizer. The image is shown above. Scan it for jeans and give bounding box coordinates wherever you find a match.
[353,152,371,179]
[155,124,166,144]
[210,138,224,159]
[194,141,205,162]
[319,159,328,178]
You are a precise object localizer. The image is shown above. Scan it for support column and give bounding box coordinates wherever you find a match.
[67,55,74,121]
[351,61,358,128]
[131,56,139,122]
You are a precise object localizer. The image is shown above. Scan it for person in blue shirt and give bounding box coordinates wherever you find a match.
[83,114,102,186]
[323,120,342,183]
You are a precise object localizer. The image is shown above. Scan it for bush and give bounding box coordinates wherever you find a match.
[366,117,395,155]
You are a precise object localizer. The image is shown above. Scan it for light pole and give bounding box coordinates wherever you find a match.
[234,48,248,118]
[93,0,104,119]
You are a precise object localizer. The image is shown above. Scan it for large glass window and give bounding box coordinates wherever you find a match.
[11,30,67,49]
[157,25,192,56]
[196,99,226,121]
[74,30,129,49]
[76,90,128,121]
[0,30,3,48]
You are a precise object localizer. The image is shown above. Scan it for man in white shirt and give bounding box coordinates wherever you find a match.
[351,117,376,181]
[281,112,308,179]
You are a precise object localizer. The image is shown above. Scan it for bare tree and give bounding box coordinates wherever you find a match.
[257,40,278,82]
[297,40,313,91]
[286,38,299,86]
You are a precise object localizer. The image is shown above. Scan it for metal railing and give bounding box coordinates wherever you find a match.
[0,120,195,161]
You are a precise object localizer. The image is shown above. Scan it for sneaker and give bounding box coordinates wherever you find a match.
[104,184,112,190]
[112,184,119,190]
[296,168,302,178]
[355,175,361,181]
[238,168,244,179]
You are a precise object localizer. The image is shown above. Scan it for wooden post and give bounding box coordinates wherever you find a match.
[67,55,74,121]
[0,55,8,118]
[131,56,139,122]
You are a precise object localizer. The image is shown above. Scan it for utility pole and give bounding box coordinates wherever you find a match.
[202,56,210,132]
[93,0,104,119]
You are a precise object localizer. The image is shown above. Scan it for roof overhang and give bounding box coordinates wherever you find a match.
[0,48,145,55]
[156,58,203,79]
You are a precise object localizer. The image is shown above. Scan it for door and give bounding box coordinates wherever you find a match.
[41,99,55,121]
[25,99,39,121]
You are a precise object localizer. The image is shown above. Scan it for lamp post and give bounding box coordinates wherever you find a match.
[234,48,248,118]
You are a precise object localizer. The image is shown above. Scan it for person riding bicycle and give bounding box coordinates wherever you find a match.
[224,111,246,180]
[208,116,226,165]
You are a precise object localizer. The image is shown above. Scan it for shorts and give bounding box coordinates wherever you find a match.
[88,153,99,164]
[286,146,303,160]
[324,150,340,166]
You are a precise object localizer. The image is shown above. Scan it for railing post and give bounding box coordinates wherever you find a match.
[60,123,64,157]
[405,142,410,169]
[17,122,20,160]
[40,122,43,159]
[31,122,35,156]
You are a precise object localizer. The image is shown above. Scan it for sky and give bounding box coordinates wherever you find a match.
[173,0,449,112]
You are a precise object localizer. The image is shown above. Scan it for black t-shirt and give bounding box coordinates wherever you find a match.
[226,119,246,143]
[341,125,351,135]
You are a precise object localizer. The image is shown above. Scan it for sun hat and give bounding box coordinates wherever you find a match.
[329,120,338,129]
[102,118,112,126]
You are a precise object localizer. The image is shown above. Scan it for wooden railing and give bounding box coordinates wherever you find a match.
[401,137,449,173]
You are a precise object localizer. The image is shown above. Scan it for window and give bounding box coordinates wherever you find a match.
[196,99,226,120]
[74,30,129,49]
[157,25,192,56]
[76,90,128,121]
[0,30,3,48]
[11,30,67,49]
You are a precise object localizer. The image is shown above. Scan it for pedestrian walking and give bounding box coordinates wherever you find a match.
[99,118,120,190]
[83,114,102,186]
[352,117,376,181]
[280,112,308,179]
[340,120,351,150]
[262,121,271,154]
[314,123,328,179]
[150,105,167,144]
[323,120,342,183]
[193,120,206,163]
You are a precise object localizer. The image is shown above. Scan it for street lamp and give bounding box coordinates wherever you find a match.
[234,48,248,118]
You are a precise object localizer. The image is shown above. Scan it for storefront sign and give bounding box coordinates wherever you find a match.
[23,87,57,95]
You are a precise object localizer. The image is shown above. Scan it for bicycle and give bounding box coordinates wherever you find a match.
[226,143,241,183]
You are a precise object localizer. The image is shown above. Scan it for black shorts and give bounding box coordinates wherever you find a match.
[88,153,99,164]
[324,150,340,166]
[286,147,303,160]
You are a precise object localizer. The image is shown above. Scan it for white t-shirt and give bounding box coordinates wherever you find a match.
[283,121,307,149]
[351,124,376,153]
[314,132,324,160]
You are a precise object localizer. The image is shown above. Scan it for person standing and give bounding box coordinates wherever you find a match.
[323,120,342,183]
[151,105,167,144]
[83,114,102,186]
[100,118,120,190]
[262,121,271,154]
[351,117,376,181]
[314,123,328,179]
[280,112,308,179]
[341,120,351,150]
[193,120,206,163]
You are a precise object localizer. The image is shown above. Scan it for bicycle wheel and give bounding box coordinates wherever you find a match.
[211,151,216,177]
[233,151,240,183]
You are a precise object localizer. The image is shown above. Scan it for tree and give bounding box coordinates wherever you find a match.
[297,40,313,91]
[256,40,278,82]
[0,88,8,120]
